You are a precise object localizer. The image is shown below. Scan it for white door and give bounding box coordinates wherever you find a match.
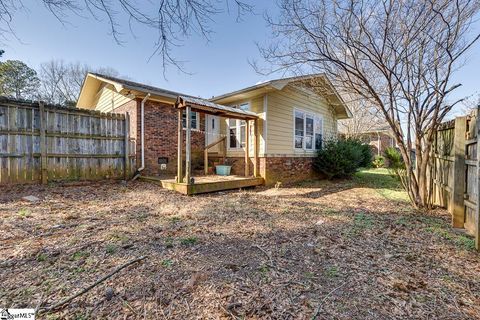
[206,115,220,152]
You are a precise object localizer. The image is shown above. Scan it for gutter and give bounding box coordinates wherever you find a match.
[133,93,151,180]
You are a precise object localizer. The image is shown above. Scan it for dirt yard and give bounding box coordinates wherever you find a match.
[1,169,480,319]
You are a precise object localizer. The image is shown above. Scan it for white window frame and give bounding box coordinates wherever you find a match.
[182,110,200,131]
[293,108,323,152]
[227,102,250,150]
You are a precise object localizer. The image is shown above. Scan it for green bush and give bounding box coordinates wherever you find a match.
[372,155,385,168]
[359,143,373,168]
[384,147,404,170]
[314,139,373,179]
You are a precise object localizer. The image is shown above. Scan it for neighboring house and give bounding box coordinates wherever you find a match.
[76,73,351,185]
[354,126,396,156]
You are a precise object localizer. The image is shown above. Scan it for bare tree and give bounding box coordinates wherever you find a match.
[459,93,480,114]
[38,60,119,105]
[338,96,388,139]
[258,0,480,208]
[0,0,253,73]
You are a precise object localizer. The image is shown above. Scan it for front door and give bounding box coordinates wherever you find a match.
[206,115,220,152]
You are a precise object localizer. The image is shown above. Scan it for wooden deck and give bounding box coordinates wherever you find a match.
[140,175,265,195]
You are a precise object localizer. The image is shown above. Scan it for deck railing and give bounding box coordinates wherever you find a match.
[204,136,226,175]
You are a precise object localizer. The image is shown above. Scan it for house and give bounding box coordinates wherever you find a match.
[354,126,396,156]
[76,73,351,187]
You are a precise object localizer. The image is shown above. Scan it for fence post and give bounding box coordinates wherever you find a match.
[452,116,466,228]
[476,107,480,250]
[39,101,48,184]
[124,112,130,180]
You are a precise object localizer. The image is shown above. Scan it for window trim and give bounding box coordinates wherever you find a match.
[293,108,323,152]
[182,110,200,131]
[294,109,305,150]
[227,102,251,150]
[305,113,314,150]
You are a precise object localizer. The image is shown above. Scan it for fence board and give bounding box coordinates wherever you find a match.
[429,108,480,247]
[0,98,135,184]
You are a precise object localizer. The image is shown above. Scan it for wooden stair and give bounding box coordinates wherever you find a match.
[204,137,227,175]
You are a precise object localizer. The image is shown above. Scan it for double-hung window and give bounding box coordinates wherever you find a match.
[305,114,314,149]
[314,115,323,150]
[228,102,250,149]
[228,118,238,148]
[294,109,323,151]
[182,110,199,130]
[294,110,305,149]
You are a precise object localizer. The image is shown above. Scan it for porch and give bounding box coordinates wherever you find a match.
[150,95,264,195]
[141,175,264,195]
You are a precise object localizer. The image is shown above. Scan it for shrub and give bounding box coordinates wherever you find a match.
[359,143,373,168]
[314,138,372,179]
[384,147,404,170]
[372,155,385,168]
[383,147,408,189]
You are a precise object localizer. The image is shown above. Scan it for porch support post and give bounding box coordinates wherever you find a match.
[185,106,192,184]
[204,114,209,175]
[245,120,250,177]
[204,149,209,175]
[254,119,259,177]
[177,109,183,183]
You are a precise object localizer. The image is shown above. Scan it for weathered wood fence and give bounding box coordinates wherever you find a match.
[430,107,480,248]
[0,98,135,184]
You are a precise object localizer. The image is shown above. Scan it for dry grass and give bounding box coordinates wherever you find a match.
[1,169,479,319]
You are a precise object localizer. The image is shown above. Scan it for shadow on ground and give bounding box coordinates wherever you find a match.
[0,169,478,319]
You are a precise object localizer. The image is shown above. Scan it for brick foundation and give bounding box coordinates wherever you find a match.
[262,157,319,186]
[215,156,319,186]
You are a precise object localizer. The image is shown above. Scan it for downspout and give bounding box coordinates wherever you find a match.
[133,93,150,180]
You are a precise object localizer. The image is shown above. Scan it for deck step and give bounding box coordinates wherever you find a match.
[162,177,265,195]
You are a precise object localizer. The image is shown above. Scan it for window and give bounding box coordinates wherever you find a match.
[229,119,238,148]
[294,110,304,149]
[294,109,323,151]
[228,102,250,149]
[182,110,199,130]
[305,115,314,150]
[315,115,323,150]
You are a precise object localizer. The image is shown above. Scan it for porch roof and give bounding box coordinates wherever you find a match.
[175,96,258,120]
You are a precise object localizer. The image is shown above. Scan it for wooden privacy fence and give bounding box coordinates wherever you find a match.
[430,106,480,248]
[0,98,135,184]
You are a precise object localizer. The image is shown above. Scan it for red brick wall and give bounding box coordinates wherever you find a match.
[361,132,395,156]
[263,157,319,186]
[214,156,318,186]
[115,99,205,177]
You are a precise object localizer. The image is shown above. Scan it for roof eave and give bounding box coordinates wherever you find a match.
[321,76,352,119]
[211,83,273,103]
[120,83,179,100]
[89,73,124,92]
[176,96,258,120]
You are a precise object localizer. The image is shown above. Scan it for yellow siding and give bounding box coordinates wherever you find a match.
[92,84,133,113]
[266,85,337,156]
[220,95,266,157]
